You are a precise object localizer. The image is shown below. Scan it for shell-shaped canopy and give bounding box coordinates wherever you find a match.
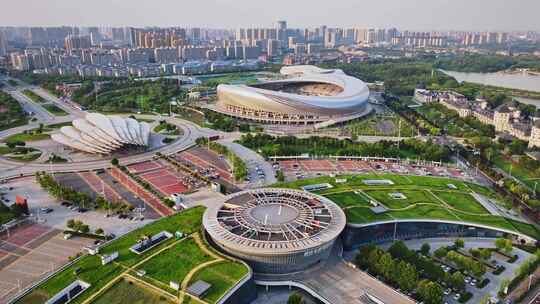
[52,114,152,154]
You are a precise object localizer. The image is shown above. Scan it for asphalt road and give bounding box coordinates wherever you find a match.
[218,136,277,187]
[0,116,217,179]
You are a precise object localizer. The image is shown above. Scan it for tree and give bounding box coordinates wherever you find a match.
[420,243,431,256]
[495,238,513,254]
[418,280,444,304]
[95,228,104,235]
[376,252,395,279]
[388,241,411,261]
[454,239,465,249]
[434,247,448,259]
[79,225,90,234]
[111,158,119,166]
[498,278,510,297]
[355,245,376,269]
[367,247,384,274]
[66,219,76,230]
[396,261,418,292]
[287,292,303,304]
[450,271,465,291]
[276,170,285,182]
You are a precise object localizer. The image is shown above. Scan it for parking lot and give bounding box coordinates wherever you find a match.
[0,221,94,303]
[376,238,535,304]
[1,176,153,237]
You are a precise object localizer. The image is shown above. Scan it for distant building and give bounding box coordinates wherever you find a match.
[10,53,30,71]
[154,47,179,63]
[267,39,280,57]
[422,88,536,144]
[64,35,91,52]
[0,30,7,56]
[529,121,540,148]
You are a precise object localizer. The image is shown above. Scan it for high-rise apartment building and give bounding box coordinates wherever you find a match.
[0,30,7,56]
[64,35,91,52]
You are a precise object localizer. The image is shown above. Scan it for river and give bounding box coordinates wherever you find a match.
[441,70,540,93]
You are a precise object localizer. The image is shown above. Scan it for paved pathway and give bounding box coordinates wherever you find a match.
[217,137,277,187]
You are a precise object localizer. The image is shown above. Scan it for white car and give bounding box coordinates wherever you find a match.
[453,294,460,300]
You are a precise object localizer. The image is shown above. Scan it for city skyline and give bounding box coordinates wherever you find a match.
[1,0,540,31]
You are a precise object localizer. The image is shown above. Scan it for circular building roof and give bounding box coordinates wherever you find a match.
[203,188,346,255]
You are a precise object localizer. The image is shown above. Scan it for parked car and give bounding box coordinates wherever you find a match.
[40,207,53,213]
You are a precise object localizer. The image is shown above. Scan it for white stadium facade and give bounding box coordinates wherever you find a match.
[51,113,150,154]
[215,65,371,126]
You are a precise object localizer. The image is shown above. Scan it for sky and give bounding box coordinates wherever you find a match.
[1,0,539,31]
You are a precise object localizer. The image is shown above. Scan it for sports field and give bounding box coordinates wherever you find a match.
[15,206,249,304]
[273,173,540,240]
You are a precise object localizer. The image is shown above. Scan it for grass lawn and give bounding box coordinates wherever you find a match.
[324,191,371,208]
[42,103,68,116]
[434,191,490,214]
[187,261,248,304]
[0,146,42,162]
[507,219,540,240]
[17,255,123,304]
[277,174,540,240]
[45,121,73,129]
[91,278,174,304]
[456,213,518,232]
[154,123,181,135]
[140,237,214,285]
[344,114,416,137]
[387,204,459,221]
[22,90,45,103]
[16,207,206,304]
[175,109,205,126]
[344,207,394,224]
[99,206,205,267]
[4,132,50,144]
[364,189,441,209]
[492,155,536,189]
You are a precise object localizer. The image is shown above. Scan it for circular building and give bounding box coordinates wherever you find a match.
[214,65,370,125]
[203,188,346,274]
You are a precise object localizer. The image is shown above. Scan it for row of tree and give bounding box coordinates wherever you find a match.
[238,133,451,162]
[196,137,248,181]
[36,171,131,213]
[355,242,444,304]
[0,91,28,131]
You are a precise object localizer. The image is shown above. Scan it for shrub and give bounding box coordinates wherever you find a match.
[477,278,490,289]
[458,292,473,303]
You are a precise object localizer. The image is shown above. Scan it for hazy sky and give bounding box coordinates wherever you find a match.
[2,0,539,31]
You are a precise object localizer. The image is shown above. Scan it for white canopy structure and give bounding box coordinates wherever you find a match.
[51,113,151,154]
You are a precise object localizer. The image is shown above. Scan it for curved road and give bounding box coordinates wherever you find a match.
[0,115,220,180]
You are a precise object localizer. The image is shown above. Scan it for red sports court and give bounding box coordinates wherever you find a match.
[0,223,51,247]
[127,161,163,174]
[139,168,188,196]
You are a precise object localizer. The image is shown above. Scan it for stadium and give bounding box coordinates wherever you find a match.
[214,65,371,126]
[51,113,151,154]
[203,188,346,275]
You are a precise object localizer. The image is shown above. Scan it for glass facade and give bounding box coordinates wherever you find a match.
[342,221,507,250]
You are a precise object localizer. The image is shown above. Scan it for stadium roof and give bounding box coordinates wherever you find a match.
[203,188,346,255]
